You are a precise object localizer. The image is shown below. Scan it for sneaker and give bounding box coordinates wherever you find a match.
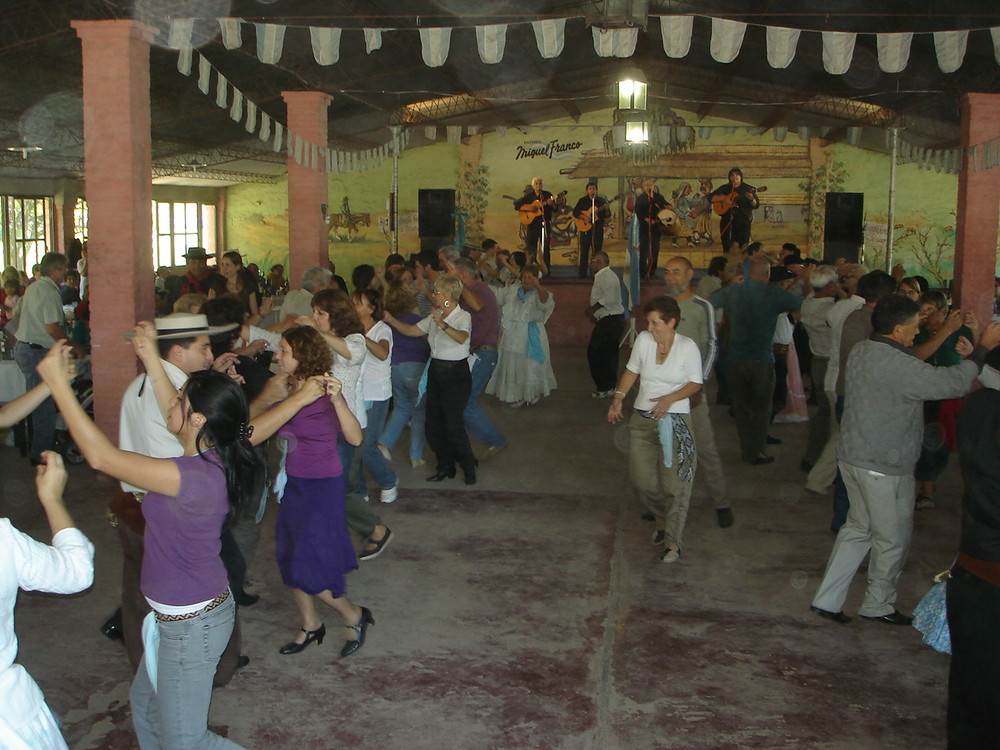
[380,485,398,504]
[652,529,666,545]
[377,443,392,462]
[411,458,426,468]
[478,443,508,461]
[660,548,681,564]
[915,493,936,510]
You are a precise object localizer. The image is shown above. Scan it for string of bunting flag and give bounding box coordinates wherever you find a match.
[172,32,1000,177]
[176,47,410,173]
[161,14,1000,76]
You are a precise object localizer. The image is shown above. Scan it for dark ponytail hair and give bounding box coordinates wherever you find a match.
[181,370,262,525]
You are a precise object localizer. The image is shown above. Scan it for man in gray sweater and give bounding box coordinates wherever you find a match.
[810,295,1000,625]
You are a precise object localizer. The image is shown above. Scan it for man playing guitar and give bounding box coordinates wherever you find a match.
[513,177,555,268]
[633,178,671,280]
[573,181,612,279]
[709,168,760,250]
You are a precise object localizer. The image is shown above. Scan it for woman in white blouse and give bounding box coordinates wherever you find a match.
[1,451,94,750]
[385,274,478,485]
[352,288,398,504]
[608,296,703,564]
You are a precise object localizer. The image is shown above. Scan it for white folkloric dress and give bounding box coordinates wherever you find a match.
[486,286,557,404]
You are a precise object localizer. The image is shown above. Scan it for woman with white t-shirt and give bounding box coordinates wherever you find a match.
[385,274,477,485]
[608,296,704,564]
[353,288,398,503]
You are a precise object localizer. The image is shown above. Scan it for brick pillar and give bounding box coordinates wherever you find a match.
[954,93,1000,324]
[281,91,331,289]
[72,20,156,440]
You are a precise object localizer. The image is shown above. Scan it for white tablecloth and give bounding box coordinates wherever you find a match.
[0,360,27,402]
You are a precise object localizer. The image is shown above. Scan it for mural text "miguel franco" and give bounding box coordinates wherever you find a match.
[515,140,583,160]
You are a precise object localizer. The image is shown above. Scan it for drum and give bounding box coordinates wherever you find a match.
[656,207,682,236]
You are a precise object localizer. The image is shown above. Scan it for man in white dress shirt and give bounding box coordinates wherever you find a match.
[111,314,246,683]
[585,251,625,398]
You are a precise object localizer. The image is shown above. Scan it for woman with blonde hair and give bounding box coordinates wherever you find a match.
[385,274,477,484]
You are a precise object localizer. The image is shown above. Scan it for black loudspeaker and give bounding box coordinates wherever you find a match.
[823,192,864,264]
[418,189,455,239]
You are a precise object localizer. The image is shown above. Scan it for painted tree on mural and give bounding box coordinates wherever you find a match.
[458,160,490,244]
[799,158,848,245]
[896,216,956,288]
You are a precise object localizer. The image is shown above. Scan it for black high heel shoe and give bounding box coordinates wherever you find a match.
[279,623,326,655]
[426,468,457,482]
[463,467,477,485]
[341,607,375,657]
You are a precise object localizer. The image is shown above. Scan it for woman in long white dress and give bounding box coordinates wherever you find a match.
[486,265,556,407]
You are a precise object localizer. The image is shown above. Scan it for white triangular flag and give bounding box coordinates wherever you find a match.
[310,27,343,65]
[476,24,507,63]
[255,24,286,64]
[219,18,242,50]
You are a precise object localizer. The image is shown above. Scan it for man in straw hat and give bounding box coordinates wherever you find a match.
[106,313,252,684]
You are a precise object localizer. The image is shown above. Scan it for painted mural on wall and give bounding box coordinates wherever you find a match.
[223,108,987,284]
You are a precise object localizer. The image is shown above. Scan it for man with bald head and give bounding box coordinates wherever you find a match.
[711,254,802,464]
[513,176,555,268]
[664,256,733,527]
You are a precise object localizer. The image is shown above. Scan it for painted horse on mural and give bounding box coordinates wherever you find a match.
[329,196,371,241]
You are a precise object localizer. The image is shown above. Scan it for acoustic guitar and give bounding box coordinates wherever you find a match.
[711,185,766,216]
[507,191,565,225]
[574,193,623,233]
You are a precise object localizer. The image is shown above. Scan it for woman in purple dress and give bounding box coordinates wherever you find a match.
[273,326,375,657]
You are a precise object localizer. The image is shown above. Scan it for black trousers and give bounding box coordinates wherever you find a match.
[587,315,623,391]
[425,358,476,473]
[524,220,551,268]
[637,222,661,278]
[577,224,604,278]
[948,565,1000,749]
[720,211,752,250]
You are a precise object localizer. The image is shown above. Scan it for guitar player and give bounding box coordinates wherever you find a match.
[633,178,671,280]
[708,167,760,251]
[513,177,555,268]
[573,181,611,279]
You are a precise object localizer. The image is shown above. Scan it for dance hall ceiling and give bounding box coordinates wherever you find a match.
[1,0,999,185]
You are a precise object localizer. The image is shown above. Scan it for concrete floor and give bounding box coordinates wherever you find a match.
[2,346,956,749]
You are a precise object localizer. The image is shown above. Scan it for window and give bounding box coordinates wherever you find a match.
[74,197,88,243]
[151,201,216,268]
[0,196,51,272]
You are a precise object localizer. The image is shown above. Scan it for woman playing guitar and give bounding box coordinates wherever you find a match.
[708,168,763,250]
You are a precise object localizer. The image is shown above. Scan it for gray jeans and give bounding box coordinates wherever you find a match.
[628,412,696,551]
[811,462,915,617]
[131,593,245,749]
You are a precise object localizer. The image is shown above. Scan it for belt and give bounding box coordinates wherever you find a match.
[154,589,231,622]
[16,341,45,350]
[471,345,497,351]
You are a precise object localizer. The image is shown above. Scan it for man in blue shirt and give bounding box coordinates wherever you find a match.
[711,256,801,464]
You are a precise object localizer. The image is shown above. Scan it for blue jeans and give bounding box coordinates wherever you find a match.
[356,398,397,494]
[13,341,56,462]
[379,361,427,462]
[463,350,506,449]
[131,593,244,750]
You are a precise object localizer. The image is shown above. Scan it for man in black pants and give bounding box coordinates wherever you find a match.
[585,252,625,398]
[573,181,610,279]
[632,178,670,280]
[513,177,554,268]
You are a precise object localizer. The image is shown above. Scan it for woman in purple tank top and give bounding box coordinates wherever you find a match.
[36,322,324,750]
